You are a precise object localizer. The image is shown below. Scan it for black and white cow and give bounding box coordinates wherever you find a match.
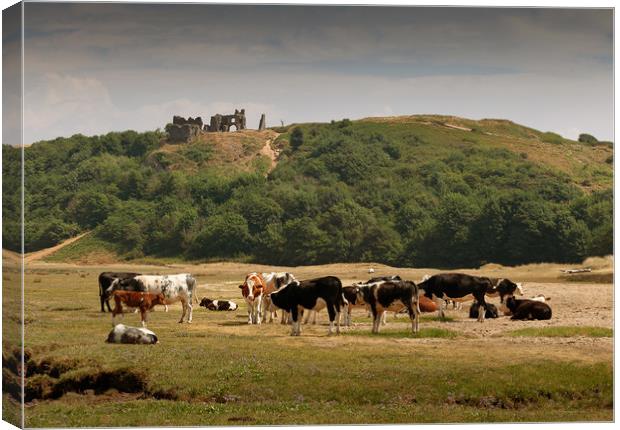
[469,301,499,319]
[112,274,197,323]
[418,273,494,322]
[487,278,524,303]
[106,324,158,344]
[356,280,420,334]
[199,298,238,311]
[505,297,552,320]
[366,275,402,283]
[269,276,343,336]
[98,272,141,312]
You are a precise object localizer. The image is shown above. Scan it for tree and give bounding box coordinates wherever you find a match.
[290,127,304,150]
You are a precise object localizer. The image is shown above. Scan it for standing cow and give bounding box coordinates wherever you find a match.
[418,273,494,322]
[98,272,141,312]
[112,274,197,323]
[356,280,420,334]
[269,276,344,336]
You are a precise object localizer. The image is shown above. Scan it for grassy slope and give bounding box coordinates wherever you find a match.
[357,115,612,191]
[38,115,613,264]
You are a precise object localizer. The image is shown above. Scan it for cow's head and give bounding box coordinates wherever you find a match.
[269,280,297,311]
[355,285,370,305]
[495,279,523,303]
[199,297,213,308]
[275,273,296,289]
[505,296,519,312]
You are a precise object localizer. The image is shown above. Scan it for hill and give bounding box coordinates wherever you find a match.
[2,115,612,268]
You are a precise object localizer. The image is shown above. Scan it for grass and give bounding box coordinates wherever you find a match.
[2,261,613,426]
[508,326,613,338]
[43,234,118,263]
[344,327,458,339]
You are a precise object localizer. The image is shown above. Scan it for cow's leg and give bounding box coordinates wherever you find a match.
[381,311,388,325]
[247,302,253,324]
[187,300,193,323]
[141,308,148,327]
[303,310,311,325]
[178,301,187,323]
[326,303,337,336]
[476,295,487,323]
[290,307,299,336]
[255,296,263,325]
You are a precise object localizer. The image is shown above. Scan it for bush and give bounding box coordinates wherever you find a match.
[578,133,598,144]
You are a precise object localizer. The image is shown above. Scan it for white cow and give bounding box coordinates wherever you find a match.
[106,324,158,344]
[111,274,197,323]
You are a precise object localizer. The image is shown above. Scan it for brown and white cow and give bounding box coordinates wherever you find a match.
[111,291,166,327]
[239,273,266,324]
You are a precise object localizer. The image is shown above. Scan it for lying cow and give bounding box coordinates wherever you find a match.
[469,301,499,319]
[529,294,550,302]
[356,280,420,334]
[106,324,158,344]
[199,298,238,311]
[98,272,141,312]
[112,274,197,323]
[269,276,344,336]
[418,273,494,322]
[506,297,552,320]
[111,291,166,327]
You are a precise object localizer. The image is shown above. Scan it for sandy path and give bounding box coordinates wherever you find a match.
[24,232,90,262]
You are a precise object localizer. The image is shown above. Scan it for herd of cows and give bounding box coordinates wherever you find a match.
[99,270,553,344]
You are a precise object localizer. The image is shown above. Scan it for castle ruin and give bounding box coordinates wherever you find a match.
[167,108,264,143]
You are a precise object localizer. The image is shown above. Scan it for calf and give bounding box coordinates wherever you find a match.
[111,291,166,327]
[418,273,493,322]
[199,298,238,311]
[106,324,158,344]
[357,280,420,334]
[98,272,140,312]
[529,294,550,303]
[506,297,552,320]
[269,276,343,336]
[113,274,197,323]
[469,301,499,319]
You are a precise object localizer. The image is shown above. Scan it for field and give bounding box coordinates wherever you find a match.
[2,255,614,426]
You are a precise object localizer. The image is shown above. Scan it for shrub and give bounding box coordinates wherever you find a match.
[578,133,598,144]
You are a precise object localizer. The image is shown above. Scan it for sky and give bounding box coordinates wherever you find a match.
[3,3,614,144]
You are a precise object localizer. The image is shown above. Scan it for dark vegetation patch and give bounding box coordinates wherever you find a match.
[344,327,458,339]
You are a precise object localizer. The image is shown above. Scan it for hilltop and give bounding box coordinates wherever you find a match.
[2,115,612,267]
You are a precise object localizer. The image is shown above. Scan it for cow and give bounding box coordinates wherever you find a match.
[260,272,297,323]
[240,273,266,324]
[111,291,166,327]
[341,285,367,326]
[505,296,552,320]
[269,276,344,336]
[112,274,197,323]
[106,324,158,345]
[418,273,494,322]
[356,280,420,334]
[98,272,141,312]
[469,301,499,319]
[487,278,524,303]
[199,298,238,311]
[529,294,550,303]
[367,275,402,283]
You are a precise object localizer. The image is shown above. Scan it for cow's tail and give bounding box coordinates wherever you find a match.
[187,275,198,304]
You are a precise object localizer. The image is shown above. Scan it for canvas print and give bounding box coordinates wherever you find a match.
[1,2,614,427]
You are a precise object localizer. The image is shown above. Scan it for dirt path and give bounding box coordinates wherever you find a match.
[259,137,279,172]
[24,232,90,263]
